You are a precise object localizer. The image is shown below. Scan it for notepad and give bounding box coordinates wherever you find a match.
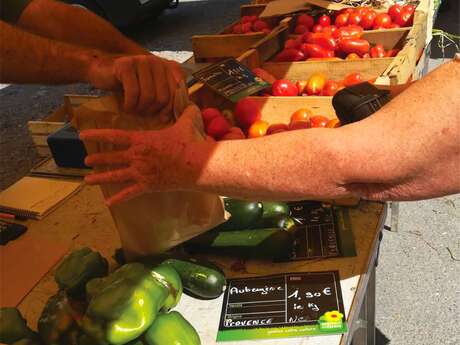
[0,177,82,219]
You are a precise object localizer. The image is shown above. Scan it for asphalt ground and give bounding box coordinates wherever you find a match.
[0,1,459,344]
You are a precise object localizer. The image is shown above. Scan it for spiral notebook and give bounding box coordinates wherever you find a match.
[0,176,82,219]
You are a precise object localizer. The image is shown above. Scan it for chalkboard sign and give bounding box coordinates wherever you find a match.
[192,58,270,102]
[217,271,347,341]
[282,201,356,261]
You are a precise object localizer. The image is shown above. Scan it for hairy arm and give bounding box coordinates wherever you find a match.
[191,59,460,201]
[17,0,148,55]
[0,20,96,84]
[81,60,460,205]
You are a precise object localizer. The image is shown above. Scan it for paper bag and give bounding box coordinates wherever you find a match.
[72,93,227,261]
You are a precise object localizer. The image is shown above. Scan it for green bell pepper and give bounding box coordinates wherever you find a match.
[0,307,38,344]
[144,311,201,345]
[55,247,108,300]
[82,262,181,345]
[37,291,81,345]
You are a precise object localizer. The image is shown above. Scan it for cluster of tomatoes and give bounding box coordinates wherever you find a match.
[232,15,272,34]
[293,4,415,35]
[201,97,340,141]
[253,67,366,97]
[275,22,401,62]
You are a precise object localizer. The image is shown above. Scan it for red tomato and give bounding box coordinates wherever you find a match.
[322,25,337,36]
[301,43,332,58]
[248,120,269,138]
[370,44,386,58]
[343,72,363,86]
[388,4,402,21]
[266,123,289,135]
[241,16,252,23]
[354,7,368,16]
[404,4,415,14]
[362,52,371,58]
[253,20,269,32]
[290,108,313,123]
[234,98,262,127]
[201,108,222,127]
[374,13,392,28]
[249,15,258,22]
[312,24,323,33]
[274,48,305,62]
[389,23,401,28]
[284,38,302,50]
[338,38,370,56]
[394,8,414,27]
[348,13,362,26]
[262,28,271,34]
[289,121,310,130]
[206,116,230,138]
[272,79,298,96]
[360,10,377,29]
[335,13,349,27]
[296,80,308,94]
[241,22,253,33]
[295,24,309,34]
[305,32,336,50]
[321,80,341,96]
[306,73,327,95]
[233,24,243,34]
[297,13,315,29]
[318,15,331,27]
[310,115,329,128]
[346,53,361,59]
[326,118,341,128]
[334,25,363,39]
[221,127,246,140]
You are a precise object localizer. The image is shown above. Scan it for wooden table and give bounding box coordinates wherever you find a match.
[14,185,386,345]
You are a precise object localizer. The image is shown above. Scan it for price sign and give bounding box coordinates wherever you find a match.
[192,58,270,102]
[217,271,347,342]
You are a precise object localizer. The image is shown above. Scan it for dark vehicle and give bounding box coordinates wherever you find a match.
[61,0,177,27]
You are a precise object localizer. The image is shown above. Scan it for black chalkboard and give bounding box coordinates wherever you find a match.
[218,271,345,333]
[192,58,270,102]
[285,201,342,261]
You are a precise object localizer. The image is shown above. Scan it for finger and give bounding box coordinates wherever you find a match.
[115,58,140,112]
[136,56,156,113]
[167,60,186,84]
[84,168,134,185]
[105,183,146,207]
[151,58,169,112]
[80,129,133,146]
[85,150,129,167]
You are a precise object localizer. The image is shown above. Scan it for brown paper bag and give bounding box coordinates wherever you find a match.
[72,91,227,261]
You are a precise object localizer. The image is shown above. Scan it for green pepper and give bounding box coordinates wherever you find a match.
[37,291,81,345]
[55,247,108,300]
[144,311,201,345]
[82,262,181,345]
[0,307,38,344]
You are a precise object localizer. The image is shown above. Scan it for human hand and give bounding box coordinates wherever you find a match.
[80,104,206,206]
[87,53,186,120]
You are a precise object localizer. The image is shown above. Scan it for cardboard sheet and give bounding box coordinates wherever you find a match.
[0,234,69,307]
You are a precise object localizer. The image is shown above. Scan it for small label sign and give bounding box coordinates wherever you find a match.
[217,271,347,341]
[193,58,270,102]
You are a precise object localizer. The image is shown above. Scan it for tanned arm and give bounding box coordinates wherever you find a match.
[81,59,460,205]
[0,20,95,84]
[17,0,148,55]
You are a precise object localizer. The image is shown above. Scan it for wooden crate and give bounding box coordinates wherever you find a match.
[190,4,290,62]
[28,94,98,157]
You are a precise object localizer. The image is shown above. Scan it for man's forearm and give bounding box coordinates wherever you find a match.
[0,21,96,84]
[188,60,460,201]
[17,0,148,55]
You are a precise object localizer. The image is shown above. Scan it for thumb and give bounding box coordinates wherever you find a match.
[175,104,206,140]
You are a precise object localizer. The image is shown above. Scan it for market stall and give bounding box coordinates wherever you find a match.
[0,0,438,345]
